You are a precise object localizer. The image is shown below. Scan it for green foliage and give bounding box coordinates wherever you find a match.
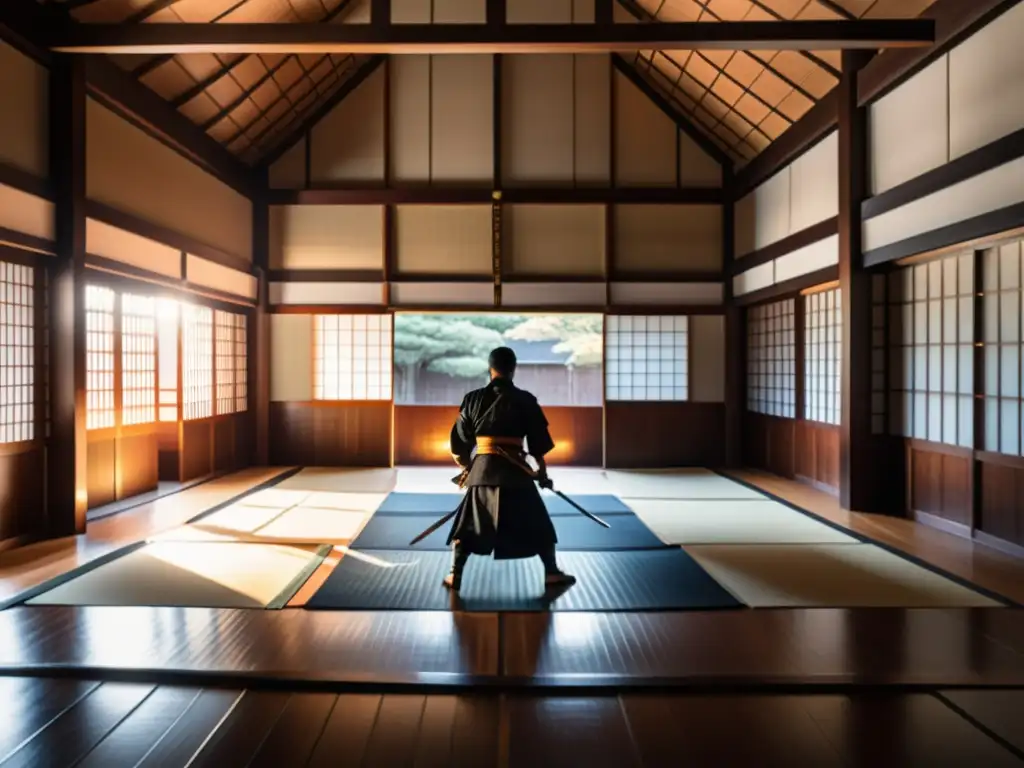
[504,315,603,367]
[458,314,526,334]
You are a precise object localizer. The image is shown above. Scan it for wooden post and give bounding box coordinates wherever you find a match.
[48,53,88,536]
[838,49,874,511]
[251,166,270,466]
[723,166,743,468]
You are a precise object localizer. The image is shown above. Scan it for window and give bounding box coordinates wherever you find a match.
[889,252,973,448]
[315,314,393,401]
[982,239,1023,455]
[0,261,34,443]
[234,313,247,412]
[120,293,156,426]
[747,299,795,418]
[182,303,213,420]
[803,287,841,425]
[605,315,687,401]
[215,310,236,415]
[85,285,116,430]
[157,298,178,422]
[392,313,603,406]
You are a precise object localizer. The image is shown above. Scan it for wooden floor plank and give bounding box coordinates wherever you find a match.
[804,693,1024,767]
[622,694,845,766]
[187,691,290,767]
[306,693,381,768]
[412,696,458,767]
[76,687,202,768]
[938,690,1024,756]
[1,682,154,768]
[135,688,241,767]
[361,695,427,765]
[0,677,101,762]
[247,693,337,768]
[506,696,640,767]
[449,696,503,768]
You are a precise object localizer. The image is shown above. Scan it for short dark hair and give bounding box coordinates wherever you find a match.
[488,346,517,377]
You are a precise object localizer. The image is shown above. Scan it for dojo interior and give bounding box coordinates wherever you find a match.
[1,0,1024,763]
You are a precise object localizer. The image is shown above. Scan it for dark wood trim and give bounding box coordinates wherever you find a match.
[0,161,52,201]
[607,304,725,315]
[48,53,88,537]
[723,165,742,468]
[908,437,973,460]
[610,54,732,169]
[972,249,984,535]
[733,266,839,307]
[976,449,1024,470]
[595,0,613,24]
[794,293,806,421]
[267,268,385,283]
[267,302,726,316]
[270,304,390,314]
[731,216,838,275]
[85,200,253,275]
[863,202,1024,268]
[83,256,256,311]
[0,243,51,267]
[0,0,56,65]
[50,20,936,54]
[0,227,55,257]
[260,55,387,168]
[838,50,873,513]
[733,91,838,199]
[863,126,1024,220]
[392,272,493,283]
[503,274,608,284]
[266,185,724,205]
[609,270,723,283]
[857,0,1021,106]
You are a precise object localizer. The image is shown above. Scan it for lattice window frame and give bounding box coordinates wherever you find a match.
[747,299,796,418]
[605,315,688,402]
[313,314,393,402]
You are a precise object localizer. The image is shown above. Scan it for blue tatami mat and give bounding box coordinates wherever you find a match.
[375,492,633,517]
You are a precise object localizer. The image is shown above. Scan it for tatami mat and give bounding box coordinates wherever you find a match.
[236,488,310,509]
[190,503,289,534]
[26,542,327,609]
[299,491,388,512]
[275,467,397,493]
[256,507,370,544]
[393,467,466,493]
[629,499,857,545]
[605,470,765,500]
[686,544,1003,608]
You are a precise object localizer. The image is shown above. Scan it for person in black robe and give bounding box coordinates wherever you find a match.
[443,346,576,592]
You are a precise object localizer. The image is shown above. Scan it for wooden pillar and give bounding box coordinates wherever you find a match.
[251,166,270,466]
[723,167,743,468]
[48,54,88,535]
[838,50,874,511]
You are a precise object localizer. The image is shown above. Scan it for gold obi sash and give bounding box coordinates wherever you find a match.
[475,435,524,455]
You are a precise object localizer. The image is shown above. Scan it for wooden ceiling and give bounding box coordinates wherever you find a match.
[39,0,938,168]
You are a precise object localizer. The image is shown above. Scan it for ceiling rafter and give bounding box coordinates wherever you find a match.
[126,0,187,25]
[743,0,842,77]
[816,0,858,21]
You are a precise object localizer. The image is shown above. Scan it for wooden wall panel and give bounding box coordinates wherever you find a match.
[213,416,235,473]
[394,404,603,466]
[613,71,676,187]
[309,67,385,185]
[505,204,605,276]
[678,131,722,188]
[394,205,492,274]
[185,255,257,300]
[389,54,431,183]
[744,414,841,495]
[180,418,214,482]
[86,218,182,279]
[613,205,722,273]
[502,54,575,184]
[86,436,117,509]
[948,1,1024,159]
[979,458,1024,548]
[0,41,48,180]
[606,403,725,468]
[269,205,384,270]
[117,429,159,500]
[157,421,180,483]
[690,314,725,402]
[86,99,252,261]
[575,54,611,185]
[869,56,948,195]
[907,441,973,531]
[0,445,46,546]
[0,184,54,243]
[269,135,306,189]
[794,420,840,493]
[269,402,392,467]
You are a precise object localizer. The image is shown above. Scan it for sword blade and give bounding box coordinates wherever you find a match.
[408,508,458,546]
[553,490,611,528]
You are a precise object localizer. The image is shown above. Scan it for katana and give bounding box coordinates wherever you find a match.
[548,489,611,529]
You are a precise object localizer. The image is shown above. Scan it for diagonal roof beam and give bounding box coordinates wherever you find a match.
[258,54,385,168]
[48,19,936,55]
[815,0,858,21]
[126,0,189,25]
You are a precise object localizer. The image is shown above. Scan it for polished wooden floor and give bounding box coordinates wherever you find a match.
[1,676,1021,767]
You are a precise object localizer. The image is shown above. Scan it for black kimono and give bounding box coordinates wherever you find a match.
[446,377,557,560]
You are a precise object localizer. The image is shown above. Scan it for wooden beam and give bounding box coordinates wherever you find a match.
[858,0,1020,106]
[838,49,873,513]
[259,55,385,168]
[611,54,733,169]
[265,186,726,205]
[251,166,270,466]
[723,166,744,469]
[48,20,936,54]
[48,53,88,537]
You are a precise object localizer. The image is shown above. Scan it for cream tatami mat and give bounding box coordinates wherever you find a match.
[394,467,468,493]
[26,542,327,609]
[629,499,858,545]
[299,491,388,512]
[605,469,765,500]
[254,506,370,544]
[686,544,1003,608]
[275,467,398,493]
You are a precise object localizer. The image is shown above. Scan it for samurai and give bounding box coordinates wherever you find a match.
[443,346,576,592]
